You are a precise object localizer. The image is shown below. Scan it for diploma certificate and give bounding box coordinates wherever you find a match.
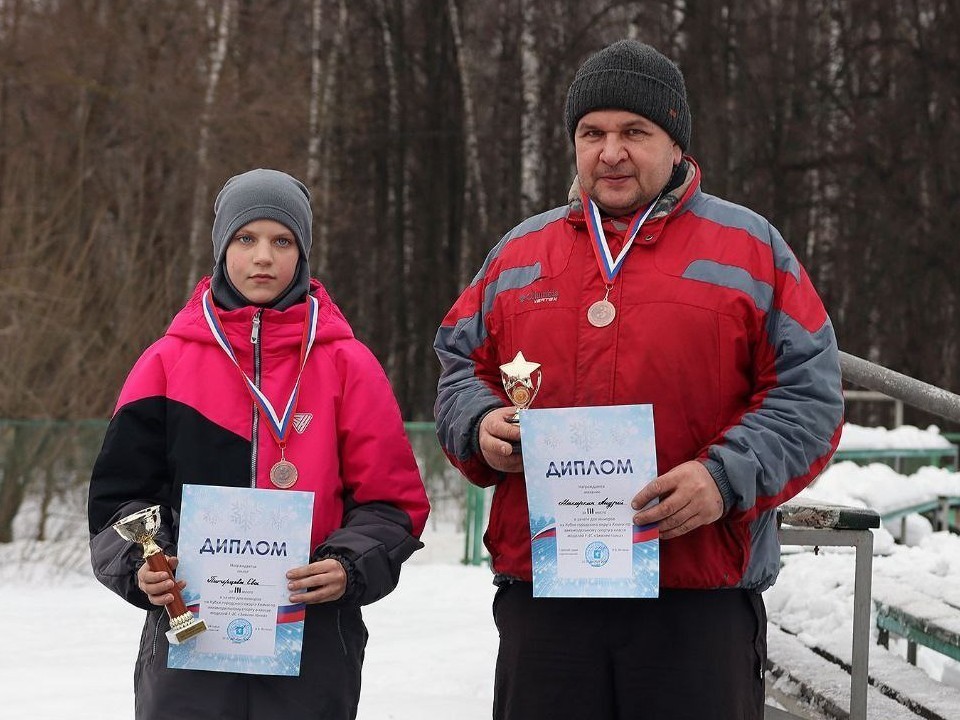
[520,405,658,598]
[168,484,314,675]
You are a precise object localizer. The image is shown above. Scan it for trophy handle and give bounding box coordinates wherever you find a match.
[528,372,542,407]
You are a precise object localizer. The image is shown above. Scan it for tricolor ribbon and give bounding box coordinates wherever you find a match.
[531,522,658,544]
[202,289,319,446]
[581,190,661,284]
[187,602,306,624]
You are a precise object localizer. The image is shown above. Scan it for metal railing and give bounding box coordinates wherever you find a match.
[768,503,880,720]
[840,351,960,425]
[763,352,960,719]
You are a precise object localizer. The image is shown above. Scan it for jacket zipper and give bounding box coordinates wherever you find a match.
[250,311,262,488]
[152,611,162,658]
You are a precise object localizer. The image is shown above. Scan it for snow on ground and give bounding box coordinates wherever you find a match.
[1,422,959,717]
[767,456,960,689]
[0,526,498,720]
[800,461,960,541]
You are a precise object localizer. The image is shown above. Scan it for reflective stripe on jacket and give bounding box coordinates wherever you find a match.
[434,158,842,591]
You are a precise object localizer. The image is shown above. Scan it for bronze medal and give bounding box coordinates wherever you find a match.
[587,299,616,327]
[202,289,320,493]
[580,190,661,331]
[270,459,298,489]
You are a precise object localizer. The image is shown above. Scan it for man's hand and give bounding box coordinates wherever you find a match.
[631,460,724,540]
[137,555,185,607]
[286,558,347,604]
[479,407,523,473]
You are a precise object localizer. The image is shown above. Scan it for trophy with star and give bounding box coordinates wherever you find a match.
[499,351,542,424]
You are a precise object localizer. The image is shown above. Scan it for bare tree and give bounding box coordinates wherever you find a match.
[307,0,348,280]
[519,0,543,216]
[447,0,490,287]
[0,0,957,431]
[185,0,234,297]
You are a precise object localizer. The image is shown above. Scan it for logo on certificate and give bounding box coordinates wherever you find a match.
[228,618,254,643]
[585,541,610,567]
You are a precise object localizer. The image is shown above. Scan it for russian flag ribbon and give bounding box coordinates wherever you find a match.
[202,289,319,446]
[581,190,660,284]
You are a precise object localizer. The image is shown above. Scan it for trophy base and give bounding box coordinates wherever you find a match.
[166,612,208,645]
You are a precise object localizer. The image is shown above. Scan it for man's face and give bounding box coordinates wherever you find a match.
[225,219,300,305]
[574,109,682,216]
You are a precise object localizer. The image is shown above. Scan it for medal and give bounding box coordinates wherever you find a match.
[202,290,319,488]
[587,283,615,327]
[270,459,298,489]
[587,299,616,327]
[581,190,661,329]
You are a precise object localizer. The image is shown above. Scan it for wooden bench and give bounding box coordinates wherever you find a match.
[875,596,960,665]
[769,501,960,720]
[767,624,960,720]
[766,626,922,720]
[769,502,881,720]
[832,446,959,472]
[879,494,960,539]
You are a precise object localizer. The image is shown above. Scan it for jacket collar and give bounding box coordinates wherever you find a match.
[566,156,700,228]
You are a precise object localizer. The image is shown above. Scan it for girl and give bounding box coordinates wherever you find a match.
[88,168,430,720]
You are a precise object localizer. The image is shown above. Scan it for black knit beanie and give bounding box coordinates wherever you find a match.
[209,169,312,311]
[564,40,691,151]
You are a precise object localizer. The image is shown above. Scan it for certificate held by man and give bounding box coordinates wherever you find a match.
[520,405,658,598]
[168,484,314,675]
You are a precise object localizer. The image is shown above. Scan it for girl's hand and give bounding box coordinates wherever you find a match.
[137,556,185,607]
[286,558,347,604]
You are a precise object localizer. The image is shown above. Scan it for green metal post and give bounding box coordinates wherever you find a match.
[463,484,487,566]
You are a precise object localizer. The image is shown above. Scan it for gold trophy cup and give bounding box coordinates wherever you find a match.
[113,505,207,644]
[499,351,542,424]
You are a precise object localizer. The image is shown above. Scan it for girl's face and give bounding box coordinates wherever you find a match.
[225,219,300,305]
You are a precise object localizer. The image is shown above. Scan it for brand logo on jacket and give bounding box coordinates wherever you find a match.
[518,289,559,304]
[292,413,313,434]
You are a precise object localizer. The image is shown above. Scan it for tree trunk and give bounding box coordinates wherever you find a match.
[519,0,542,217]
[447,0,489,288]
[307,0,348,281]
[184,0,234,298]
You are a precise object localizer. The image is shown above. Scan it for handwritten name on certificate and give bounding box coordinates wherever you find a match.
[168,484,314,675]
[520,405,659,598]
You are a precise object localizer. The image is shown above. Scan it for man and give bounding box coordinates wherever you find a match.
[434,40,842,720]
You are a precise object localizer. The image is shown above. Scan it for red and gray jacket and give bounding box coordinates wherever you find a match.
[434,159,842,591]
[89,278,430,608]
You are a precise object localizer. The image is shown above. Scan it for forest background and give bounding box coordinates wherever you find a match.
[1,0,958,428]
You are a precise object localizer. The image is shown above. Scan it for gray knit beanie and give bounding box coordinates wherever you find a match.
[564,40,691,151]
[209,169,313,311]
[211,168,312,263]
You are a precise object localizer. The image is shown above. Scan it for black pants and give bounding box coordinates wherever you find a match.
[134,602,367,720]
[492,582,766,720]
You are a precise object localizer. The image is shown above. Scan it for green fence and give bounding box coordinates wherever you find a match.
[0,419,109,543]
[5,420,959,566]
[0,419,487,563]
[832,446,959,473]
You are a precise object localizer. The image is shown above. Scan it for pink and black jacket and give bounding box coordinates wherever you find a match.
[434,159,843,591]
[89,278,429,609]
